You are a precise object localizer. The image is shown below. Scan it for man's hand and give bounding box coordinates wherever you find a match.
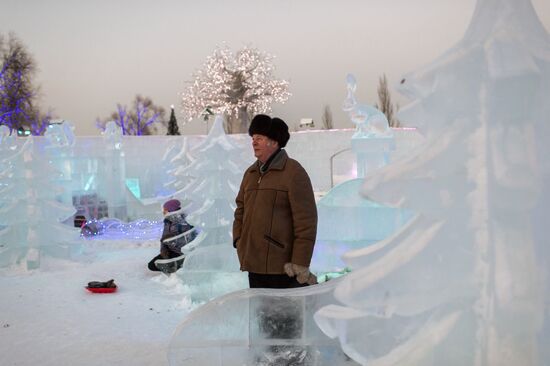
[284,263,318,285]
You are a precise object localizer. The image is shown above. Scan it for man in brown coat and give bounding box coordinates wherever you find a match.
[233,114,318,289]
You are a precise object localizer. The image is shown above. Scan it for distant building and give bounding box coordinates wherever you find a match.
[298,118,315,130]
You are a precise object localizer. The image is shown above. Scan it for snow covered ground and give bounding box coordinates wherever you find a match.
[0,239,201,366]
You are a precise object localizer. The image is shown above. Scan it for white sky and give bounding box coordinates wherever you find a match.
[1,0,549,135]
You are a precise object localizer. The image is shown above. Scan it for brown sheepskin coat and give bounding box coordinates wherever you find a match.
[233,150,317,274]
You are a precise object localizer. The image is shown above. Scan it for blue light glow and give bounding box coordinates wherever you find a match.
[81,217,163,240]
[125,178,141,199]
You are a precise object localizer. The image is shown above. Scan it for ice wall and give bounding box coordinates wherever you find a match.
[2,128,421,224]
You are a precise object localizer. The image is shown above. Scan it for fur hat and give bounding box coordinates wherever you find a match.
[163,199,181,213]
[248,114,290,148]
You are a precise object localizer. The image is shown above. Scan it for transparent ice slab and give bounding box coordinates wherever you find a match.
[168,278,358,365]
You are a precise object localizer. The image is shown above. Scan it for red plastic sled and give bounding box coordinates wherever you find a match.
[85,286,117,293]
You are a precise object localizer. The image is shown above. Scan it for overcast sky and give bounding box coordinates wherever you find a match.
[1,0,549,135]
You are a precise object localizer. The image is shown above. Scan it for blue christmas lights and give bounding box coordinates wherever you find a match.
[81,218,163,241]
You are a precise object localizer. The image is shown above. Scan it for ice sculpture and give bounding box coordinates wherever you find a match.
[101,121,127,220]
[343,74,392,139]
[311,79,407,273]
[168,279,358,366]
[0,125,16,148]
[344,74,395,178]
[102,121,123,150]
[164,138,194,196]
[313,179,413,274]
[314,0,550,365]
[172,115,245,210]
[43,121,78,205]
[176,115,248,301]
[0,136,80,270]
[44,120,76,148]
[149,142,180,198]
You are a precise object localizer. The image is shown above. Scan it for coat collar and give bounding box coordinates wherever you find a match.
[248,149,288,173]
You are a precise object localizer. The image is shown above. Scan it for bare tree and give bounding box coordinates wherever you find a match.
[0,32,49,134]
[321,104,334,129]
[96,95,167,135]
[375,74,400,127]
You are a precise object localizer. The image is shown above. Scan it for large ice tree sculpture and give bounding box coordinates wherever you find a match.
[181,46,290,133]
[164,138,194,198]
[0,129,80,270]
[149,142,181,198]
[314,0,550,365]
[176,115,249,301]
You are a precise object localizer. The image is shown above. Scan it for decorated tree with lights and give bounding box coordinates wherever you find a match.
[181,46,290,133]
[0,33,50,135]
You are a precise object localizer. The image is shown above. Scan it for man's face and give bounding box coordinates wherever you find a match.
[252,134,278,163]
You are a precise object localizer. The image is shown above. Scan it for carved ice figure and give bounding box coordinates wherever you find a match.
[315,0,550,365]
[0,137,79,270]
[102,121,123,150]
[101,121,127,219]
[0,125,16,150]
[343,73,392,138]
[44,120,76,148]
[344,74,395,177]
[175,115,248,302]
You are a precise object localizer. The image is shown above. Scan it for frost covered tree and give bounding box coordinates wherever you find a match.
[0,33,50,135]
[96,95,166,135]
[181,46,290,134]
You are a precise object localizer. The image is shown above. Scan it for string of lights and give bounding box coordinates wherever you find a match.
[181,46,290,127]
[81,218,163,241]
